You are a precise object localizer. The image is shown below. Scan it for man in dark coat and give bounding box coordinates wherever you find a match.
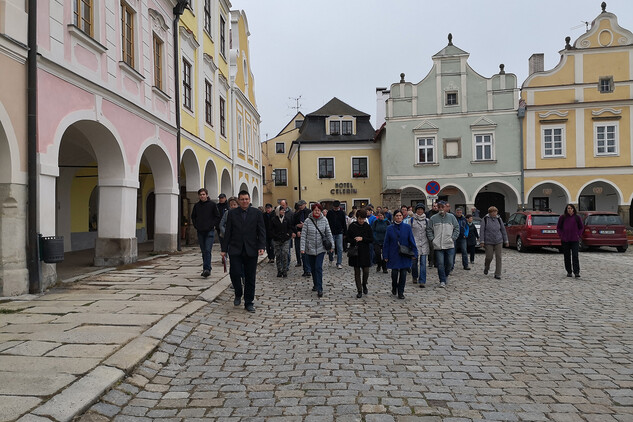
[293,200,311,276]
[263,203,275,263]
[221,190,266,312]
[191,188,220,277]
[326,200,347,269]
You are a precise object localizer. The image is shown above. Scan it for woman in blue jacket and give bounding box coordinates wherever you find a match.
[382,209,418,299]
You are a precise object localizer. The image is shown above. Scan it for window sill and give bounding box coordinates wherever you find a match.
[319,176,335,180]
[119,61,145,82]
[471,159,497,164]
[204,30,214,42]
[152,86,171,101]
[67,24,107,54]
[541,155,566,159]
[414,163,439,167]
[595,153,619,157]
[352,176,368,179]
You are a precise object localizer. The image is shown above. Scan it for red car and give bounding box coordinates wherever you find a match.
[505,211,561,252]
[578,211,628,253]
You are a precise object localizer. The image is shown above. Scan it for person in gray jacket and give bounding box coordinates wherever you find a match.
[300,203,334,297]
[479,206,509,280]
[410,203,430,287]
[426,200,459,288]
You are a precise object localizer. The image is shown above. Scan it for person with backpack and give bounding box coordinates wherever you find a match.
[556,203,584,278]
[480,206,509,280]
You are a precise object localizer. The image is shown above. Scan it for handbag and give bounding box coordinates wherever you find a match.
[309,218,333,250]
[398,242,415,258]
[347,245,359,257]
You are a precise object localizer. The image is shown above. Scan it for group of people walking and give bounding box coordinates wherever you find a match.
[191,188,585,312]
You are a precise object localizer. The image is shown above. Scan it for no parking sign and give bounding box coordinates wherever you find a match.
[425,180,440,196]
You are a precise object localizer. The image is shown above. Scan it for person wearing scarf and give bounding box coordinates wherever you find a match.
[270,205,293,278]
[300,203,334,297]
[382,209,418,299]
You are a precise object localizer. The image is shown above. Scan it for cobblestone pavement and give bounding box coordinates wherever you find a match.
[80,248,633,421]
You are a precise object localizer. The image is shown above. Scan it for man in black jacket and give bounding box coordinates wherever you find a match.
[263,203,275,263]
[221,190,266,312]
[293,200,311,276]
[191,188,220,277]
[326,200,347,269]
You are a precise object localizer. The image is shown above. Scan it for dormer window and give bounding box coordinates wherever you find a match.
[599,77,614,93]
[326,116,355,135]
[446,92,458,106]
[329,121,340,135]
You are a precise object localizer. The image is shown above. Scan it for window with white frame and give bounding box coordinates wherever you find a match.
[474,133,494,160]
[121,2,135,68]
[342,120,353,135]
[595,123,618,155]
[329,121,340,135]
[275,143,285,154]
[219,97,226,137]
[599,77,614,93]
[318,158,335,179]
[446,91,458,106]
[204,0,212,35]
[542,126,564,157]
[274,168,287,186]
[417,137,435,164]
[182,59,192,110]
[237,115,244,150]
[352,157,368,178]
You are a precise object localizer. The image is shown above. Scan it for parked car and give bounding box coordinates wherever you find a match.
[578,211,628,253]
[505,211,561,252]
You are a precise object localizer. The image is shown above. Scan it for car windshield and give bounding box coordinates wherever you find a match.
[586,214,622,225]
[531,215,559,225]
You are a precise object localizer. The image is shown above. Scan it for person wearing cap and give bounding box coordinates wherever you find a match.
[300,203,334,297]
[191,188,221,278]
[326,200,347,269]
[426,200,459,288]
[410,203,430,287]
[269,205,293,278]
[293,200,312,276]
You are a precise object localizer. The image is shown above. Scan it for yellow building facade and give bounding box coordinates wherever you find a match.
[521,5,633,224]
[263,99,382,212]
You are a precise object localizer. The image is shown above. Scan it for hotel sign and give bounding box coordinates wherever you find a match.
[330,182,358,195]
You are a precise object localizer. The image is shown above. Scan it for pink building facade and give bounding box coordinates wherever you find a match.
[36,0,179,287]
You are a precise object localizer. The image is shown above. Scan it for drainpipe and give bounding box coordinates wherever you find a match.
[518,99,526,211]
[27,0,40,293]
[297,139,302,201]
[173,0,188,251]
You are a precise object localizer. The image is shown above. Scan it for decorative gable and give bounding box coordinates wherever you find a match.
[470,116,497,130]
[574,9,633,49]
[413,120,439,134]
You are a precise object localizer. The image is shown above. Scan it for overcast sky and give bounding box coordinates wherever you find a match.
[229,0,633,141]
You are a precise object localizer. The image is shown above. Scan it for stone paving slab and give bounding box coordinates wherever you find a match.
[79,248,633,421]
[0,246,235,421]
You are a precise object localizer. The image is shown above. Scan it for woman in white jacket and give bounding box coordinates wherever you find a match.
[410,203,430,287]
[300,203,334,297]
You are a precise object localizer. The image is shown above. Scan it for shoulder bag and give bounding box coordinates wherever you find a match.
[309,218,332,251]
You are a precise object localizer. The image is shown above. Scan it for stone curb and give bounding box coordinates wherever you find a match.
[17,253,268,421]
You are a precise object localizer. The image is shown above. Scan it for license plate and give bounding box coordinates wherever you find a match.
[599,230,615,234]
[542,229,557,234]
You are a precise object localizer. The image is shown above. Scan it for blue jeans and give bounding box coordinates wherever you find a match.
[333,234,344,265]
[435,248,455,284]
[306,253,325,292]
[197,231,214,271]
[455,237,469,268]
[411,255,427,284]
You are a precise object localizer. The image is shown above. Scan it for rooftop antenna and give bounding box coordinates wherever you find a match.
[289,95,302,113]
[571,20,590,32]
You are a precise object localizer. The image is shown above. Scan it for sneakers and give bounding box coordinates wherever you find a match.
[398,294,405,299]
[494,275,501,280]
[336,264,343,269]
[439,282,446,288]
[356,292,362,298]
[391,287,397,295]
[234,297,241,306]
[484,269,489,275]
[567,273,572,277]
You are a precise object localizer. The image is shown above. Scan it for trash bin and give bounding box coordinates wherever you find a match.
[40,235,64,263]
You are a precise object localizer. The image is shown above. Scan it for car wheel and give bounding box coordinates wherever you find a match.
[617,245,628,253]
[579,239,588,252]
[516,236,525,252]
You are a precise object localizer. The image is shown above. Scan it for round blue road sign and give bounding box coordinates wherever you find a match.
[426,180,440,195]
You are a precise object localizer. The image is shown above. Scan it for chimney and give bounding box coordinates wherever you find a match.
[529,53,544,75]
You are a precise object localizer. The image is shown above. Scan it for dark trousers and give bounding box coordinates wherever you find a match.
[467,244,476,263]
[454,237,469,268]
[428,242,435,267]
[266,236,275,260]
[374,243,386,271]
[354,266,369,292]
[229,252,258,307]
[561,241,580,275]
[391,268,408,296]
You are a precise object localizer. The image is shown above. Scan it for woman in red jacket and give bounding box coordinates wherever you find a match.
[556,203,584,278]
